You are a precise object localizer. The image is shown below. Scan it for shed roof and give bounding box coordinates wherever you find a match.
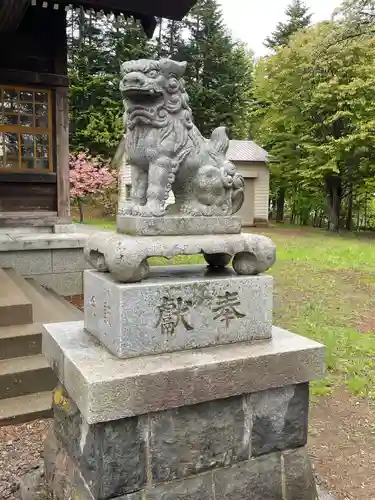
[227,140,269,163]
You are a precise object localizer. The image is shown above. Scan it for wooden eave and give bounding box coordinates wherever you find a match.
[0,0,29,33]
[51,0,197,20]
[0,0,197,38]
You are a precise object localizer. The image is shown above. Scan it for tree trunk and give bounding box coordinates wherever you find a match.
[345,186,353,231]
[356,198,360,231]
[319,213,323,228]
[271,195,277,220]
[326,176,341,232]
[291,201,296,224]
[78,198,84,223]
[276,187,286,223]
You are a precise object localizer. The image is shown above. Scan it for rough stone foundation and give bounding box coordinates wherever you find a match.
[45,383,316,500]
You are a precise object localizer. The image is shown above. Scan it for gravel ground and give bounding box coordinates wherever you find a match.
[0,419,51,500]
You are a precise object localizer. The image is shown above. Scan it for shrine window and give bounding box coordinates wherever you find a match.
[0,86,52,172]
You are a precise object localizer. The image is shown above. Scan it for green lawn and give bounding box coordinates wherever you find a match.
[78,219,375,398]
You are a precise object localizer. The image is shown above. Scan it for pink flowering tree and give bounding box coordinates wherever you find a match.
[69,152,116,223]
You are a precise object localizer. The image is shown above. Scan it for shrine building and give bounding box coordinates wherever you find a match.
[0,0,196,229]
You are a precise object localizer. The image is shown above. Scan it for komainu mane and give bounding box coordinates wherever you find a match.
[119,58,244,217]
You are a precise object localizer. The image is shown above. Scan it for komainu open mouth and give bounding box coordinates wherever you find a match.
[121,86,161,97]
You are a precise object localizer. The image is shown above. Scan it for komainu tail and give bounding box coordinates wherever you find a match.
[209,127,245,214]
[231,173,245,214]
[209,126,229,161]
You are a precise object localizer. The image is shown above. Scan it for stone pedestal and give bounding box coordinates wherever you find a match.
[41,219,323,499]
[84,266,273,358]
[42,322,324,500]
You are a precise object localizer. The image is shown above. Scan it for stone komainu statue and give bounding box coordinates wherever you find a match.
[119,58,245,217]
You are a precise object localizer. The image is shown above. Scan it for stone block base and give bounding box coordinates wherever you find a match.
[84,267,273,358]
[44,383,317,500]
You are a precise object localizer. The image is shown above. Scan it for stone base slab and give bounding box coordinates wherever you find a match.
[117,215,242,236]
[84,231,276,283]
[41,380,317,500]
[42,322,324,424]
[84,267,273,358]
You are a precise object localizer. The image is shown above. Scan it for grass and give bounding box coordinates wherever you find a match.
[77,218,375,398]
[267,230,375,399]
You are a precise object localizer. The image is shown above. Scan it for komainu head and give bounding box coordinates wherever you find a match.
[120,59,187,102]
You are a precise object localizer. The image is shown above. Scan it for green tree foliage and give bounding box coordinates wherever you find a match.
[182,0,254,138]
[337,0,375,29]
[321,1,375,49]
[67,1,254,157]
[252,22,375,230]
[264,0,312,50]
[68,10,153,157]
[257,1,312,221]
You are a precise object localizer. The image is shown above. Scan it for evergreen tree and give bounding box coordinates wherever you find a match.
[67,1,254,157]
[68,10,152,157]
[264,0,312,49]
[159,19,186,59]
[183,0,253,138]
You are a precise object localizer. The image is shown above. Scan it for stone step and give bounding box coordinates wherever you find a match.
[0,270,82,360]
[0,391,52,425]
[4,269,82,324]
[0,323,42,360]
[0,354,57,400]
[0,267,82,423]
[0,268,33,327]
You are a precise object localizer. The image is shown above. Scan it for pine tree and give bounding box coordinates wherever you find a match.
[159,19,186,59]
[183,0,253,138]
[68,10,153,156]
[67,1,254,156]
[264,0,312,49]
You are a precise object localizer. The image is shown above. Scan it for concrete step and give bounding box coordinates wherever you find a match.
[0,269,82,359]
[0,268,33,327]
[4,268,82,324]
[0,268,82,424]
[0,354,57,400]
[0,391,52,425]
[0,323,41,360]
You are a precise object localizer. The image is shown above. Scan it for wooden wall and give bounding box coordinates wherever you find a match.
[0,8,64,74]
[0,7,68,215]
[0,173,57,212]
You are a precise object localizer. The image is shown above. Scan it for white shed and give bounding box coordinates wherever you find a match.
[227,140,270,226]
[118,139,270,225]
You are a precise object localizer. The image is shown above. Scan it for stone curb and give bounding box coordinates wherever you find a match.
[0,233,89,252]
